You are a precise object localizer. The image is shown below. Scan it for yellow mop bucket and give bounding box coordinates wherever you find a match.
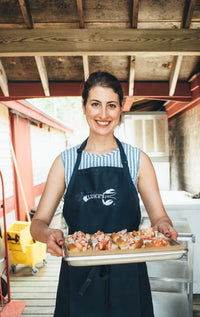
[6,221,32,245]
[8,240,46,268]
[3,221,47,275]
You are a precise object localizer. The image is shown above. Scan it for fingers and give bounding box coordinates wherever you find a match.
[47,229,64,257]
[158,223,178,241]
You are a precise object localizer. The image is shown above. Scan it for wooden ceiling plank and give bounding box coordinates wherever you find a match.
[0,29,200,56]
[76,0,84,28]
[169,55,183,96]
[132,0,140,28]
[82,55,89,81]
[182,0,196,28]
[34,56,50,96]
[18,0,33,29]
[128,56,135,96]
[0,59,9,96]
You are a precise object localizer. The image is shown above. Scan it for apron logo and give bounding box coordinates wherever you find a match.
[82,188,116,206]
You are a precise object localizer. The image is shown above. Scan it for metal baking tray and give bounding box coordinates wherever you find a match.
[63,238,187,267]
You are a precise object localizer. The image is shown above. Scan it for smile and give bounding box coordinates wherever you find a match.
[96,121,110,126]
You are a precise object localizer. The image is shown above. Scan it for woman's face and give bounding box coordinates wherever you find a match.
[83,86,122,137]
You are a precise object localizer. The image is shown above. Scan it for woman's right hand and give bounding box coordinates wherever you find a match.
[46,229,65,257]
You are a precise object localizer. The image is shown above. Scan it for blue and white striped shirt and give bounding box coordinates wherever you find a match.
[61,142,141,190]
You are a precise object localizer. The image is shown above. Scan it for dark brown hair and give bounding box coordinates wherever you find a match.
[82,71,124,107]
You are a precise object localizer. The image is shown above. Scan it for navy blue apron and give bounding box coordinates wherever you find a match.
[54,138,154,317]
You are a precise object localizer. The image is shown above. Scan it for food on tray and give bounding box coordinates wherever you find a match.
[65,228,171,253]
[95,239,119,251]
[90,230,119,250]
[145,237,170,248]
[66,231,92,252]
[111,229,143,250]
[132,227,155,240]
[90,230,110,243]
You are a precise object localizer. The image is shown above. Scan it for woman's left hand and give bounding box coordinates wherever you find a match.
[157,222,178,241]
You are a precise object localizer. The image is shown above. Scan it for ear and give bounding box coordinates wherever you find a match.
[121,98,125,111]
[82,101,86,114]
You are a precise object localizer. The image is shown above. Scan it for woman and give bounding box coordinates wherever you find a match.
[30,71,178,317]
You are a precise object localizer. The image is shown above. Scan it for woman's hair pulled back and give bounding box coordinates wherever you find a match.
[82,71,124,107]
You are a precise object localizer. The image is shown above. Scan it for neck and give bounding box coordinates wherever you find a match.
[85,135,118,154]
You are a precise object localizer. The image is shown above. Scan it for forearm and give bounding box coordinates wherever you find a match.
[151,215,173,229]
[30,218,64,257]
[30,219,54,243]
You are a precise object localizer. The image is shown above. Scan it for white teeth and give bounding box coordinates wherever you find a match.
[97,121,109,126]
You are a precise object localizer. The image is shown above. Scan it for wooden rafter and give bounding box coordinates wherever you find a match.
[182,0,196,28]
[76,0,84,28]
[132,0,140,28]
[128,56,135,96]
[0,59,9,96]
[169,55,183,96]
[18,0,33,29]
[0,81,191,102]
[34,56,50,96]
[130,0,139,95]
[0,29,200,56]
[82,55,89,81]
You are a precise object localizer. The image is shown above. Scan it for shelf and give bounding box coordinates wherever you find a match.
[147,260,189,282]
[142,216,193,317]
[152,292,189,317]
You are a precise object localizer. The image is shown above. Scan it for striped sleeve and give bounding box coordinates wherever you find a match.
[60,145,79,186]
[122,143,141,189]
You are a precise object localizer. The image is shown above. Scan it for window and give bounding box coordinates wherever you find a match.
[121,112,168,156]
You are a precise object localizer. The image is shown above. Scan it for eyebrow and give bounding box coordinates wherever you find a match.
[90,99,100,102]
[90,99,118,103]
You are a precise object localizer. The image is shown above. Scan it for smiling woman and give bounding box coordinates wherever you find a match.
[30,71,177,317]
[81,72,123,153]
[82,86,121,142]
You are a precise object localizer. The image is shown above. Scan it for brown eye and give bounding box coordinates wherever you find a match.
[108,103,117,109]
[91,102,99,107]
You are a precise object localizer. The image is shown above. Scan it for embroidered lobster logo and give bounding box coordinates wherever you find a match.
[82,188,116,206]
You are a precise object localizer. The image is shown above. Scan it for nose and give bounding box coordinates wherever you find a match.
[99,105,107,118]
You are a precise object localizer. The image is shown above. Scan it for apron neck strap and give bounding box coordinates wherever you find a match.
[76,137,128,169]
[74,138,88,171]
[114,137,129,168]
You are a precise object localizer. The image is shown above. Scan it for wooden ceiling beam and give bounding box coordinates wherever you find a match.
[0,59,9,96]
[34,56,50,96]
[134,82,191,100]
[0,29,199,56]
[76,0,84,28]
[169,55,183,96]
[128,56,135,96]
[182,0,196,28]
[131,0,140,28]
[0,81,191,102]
[18,0,33,29]
[165,97,200,118]
[82,55,89,81]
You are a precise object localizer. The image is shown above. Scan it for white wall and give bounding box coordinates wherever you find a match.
[31,124,67,186]
[0,103,14,200]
